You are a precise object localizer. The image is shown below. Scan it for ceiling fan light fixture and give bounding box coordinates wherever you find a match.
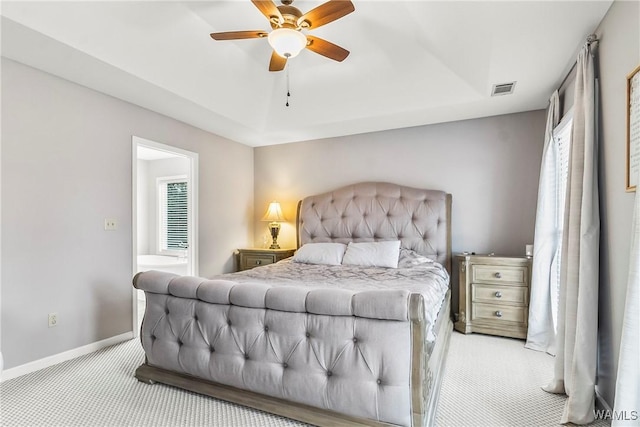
[268,28,307,58]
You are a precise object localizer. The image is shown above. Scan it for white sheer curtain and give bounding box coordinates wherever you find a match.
[543,42,600,425]
[612,168,640,426]
[526,91,560,354]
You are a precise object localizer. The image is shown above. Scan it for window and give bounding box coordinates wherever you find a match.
[549,112,573,332]
[158,176,188,254]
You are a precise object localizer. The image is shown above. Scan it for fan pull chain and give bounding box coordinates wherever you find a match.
[286,66,291,107]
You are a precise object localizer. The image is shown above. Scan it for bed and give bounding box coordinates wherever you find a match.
[133,182,453,426]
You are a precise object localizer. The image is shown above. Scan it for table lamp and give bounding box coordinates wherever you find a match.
[262,201,286,249]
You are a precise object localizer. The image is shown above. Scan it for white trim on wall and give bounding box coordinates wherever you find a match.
[0,332,133,382]
[131,140,139,339]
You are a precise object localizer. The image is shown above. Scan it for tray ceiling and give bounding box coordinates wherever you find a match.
[1,1,613,146]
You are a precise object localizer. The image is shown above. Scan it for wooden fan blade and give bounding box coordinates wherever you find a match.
[210,30,268,41]
[297,0,354,29]
[269,51,287,72]
[306,36,349,62]
[251,0,283,23]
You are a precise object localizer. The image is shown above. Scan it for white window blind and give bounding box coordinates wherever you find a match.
[549,112,573,332]
[158,177,189,253]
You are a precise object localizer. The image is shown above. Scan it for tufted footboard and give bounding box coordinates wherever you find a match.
[133,271,451,427]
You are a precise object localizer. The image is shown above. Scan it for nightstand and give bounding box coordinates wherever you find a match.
[235,248,296,272]
[455,254,531,339]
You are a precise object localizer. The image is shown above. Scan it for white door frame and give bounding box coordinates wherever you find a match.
[131,136,199,337]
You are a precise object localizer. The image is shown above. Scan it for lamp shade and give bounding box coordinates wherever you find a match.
[262,201,286,222]
[268,28,307,59]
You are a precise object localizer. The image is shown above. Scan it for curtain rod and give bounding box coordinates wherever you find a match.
[557,34,599,91]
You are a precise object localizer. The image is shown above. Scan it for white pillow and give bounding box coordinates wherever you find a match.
[292,243,347,266]
[341,241,401,268]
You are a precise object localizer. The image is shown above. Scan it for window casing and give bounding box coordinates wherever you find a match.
[158,176,189,255]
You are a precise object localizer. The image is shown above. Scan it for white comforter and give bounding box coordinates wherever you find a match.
[215,250,450,341]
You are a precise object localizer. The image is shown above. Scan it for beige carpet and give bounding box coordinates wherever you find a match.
[0,330,610,426]
[434,332,610,426]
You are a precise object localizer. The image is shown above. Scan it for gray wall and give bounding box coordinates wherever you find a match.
[254,111,546,317]
[1,58,254,370]
[254,110,546,258]
[594,0,640,409]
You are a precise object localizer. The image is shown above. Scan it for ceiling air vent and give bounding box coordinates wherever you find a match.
[491,82,516,97]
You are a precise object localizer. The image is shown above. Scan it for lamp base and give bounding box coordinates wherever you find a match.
[269,222,281,250]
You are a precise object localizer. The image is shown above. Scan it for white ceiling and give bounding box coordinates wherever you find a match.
[1,1,613,147]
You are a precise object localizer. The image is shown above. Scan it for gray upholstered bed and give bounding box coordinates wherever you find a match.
[133,182,453,426]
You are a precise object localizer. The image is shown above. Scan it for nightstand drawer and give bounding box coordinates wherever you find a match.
[472,302,526,323]
[472,284,527,305]
[242,255,275,269]
[472,265,527,285]
[235,248,296,272]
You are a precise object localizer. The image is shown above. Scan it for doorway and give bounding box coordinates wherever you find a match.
[132,136,199,335]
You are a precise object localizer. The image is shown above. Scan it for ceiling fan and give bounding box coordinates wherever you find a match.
[209,0,355,72]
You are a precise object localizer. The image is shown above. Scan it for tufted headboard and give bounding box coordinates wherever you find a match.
[296,182,452,273]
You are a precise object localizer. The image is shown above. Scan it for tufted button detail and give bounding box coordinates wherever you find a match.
[352,337,358,343]
[210,346,215,353]
[244,354,249,360]
[282,362,288,369]
[326,370,333,377]
[178,340,183,346]
[165,308,170,315]
[151,335,156,341]
[194,315,198,321]
[305,332,311,338]
[377,379,382,385]
[264,326,269,332]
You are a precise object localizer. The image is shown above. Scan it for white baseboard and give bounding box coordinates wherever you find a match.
[0,331,134,382]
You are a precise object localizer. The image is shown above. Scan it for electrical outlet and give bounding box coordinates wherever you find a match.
[104,218,118,231]
[48,313,58,328]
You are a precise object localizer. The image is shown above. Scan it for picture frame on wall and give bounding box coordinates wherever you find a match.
[626,64,640,191]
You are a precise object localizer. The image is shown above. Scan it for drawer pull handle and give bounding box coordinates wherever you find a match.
[495,311,503,318]
[494,272,502,279]
[495,291,502,298]
[256,260,262,265]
